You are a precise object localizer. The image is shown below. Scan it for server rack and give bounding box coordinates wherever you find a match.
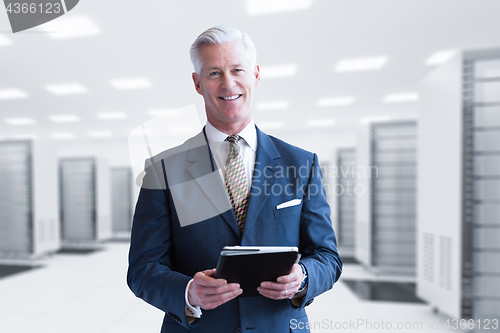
[0,140,59,258]
[336,148,356,257]
[59,157,111,244]
[356,120,418,275]
[111,167,133,235]
[418,48,500,325]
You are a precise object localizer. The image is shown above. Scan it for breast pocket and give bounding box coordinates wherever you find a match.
[274,202,303,218]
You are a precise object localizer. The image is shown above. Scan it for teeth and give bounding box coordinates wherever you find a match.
[221,95,240,100]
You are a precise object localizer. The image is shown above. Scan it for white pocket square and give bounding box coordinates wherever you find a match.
[276,199,302,210]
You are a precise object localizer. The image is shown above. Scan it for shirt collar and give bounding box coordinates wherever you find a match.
[205,119,257,154]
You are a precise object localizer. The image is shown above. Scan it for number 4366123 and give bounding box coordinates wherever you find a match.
[5,3,61,14]
[444,319,498,330]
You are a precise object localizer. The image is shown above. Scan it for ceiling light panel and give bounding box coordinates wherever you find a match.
[110,77,152,90]
[45,83,87,95]
[49,114,81,123]
[259,64,297,79]
[39,15,101,40]
[148,108,178,117]
[258,121,285,129]
[0,35,12,47]
[88,131,112,138]
[96,111,128,120]
[426,50,457,65]
[256,101,289,111]
[317,96,354,107]
[383,92,419,103]
[335,56,388,72]
[15,134,38,140]
[306,118,335,128]
[0,88,28,100]
[246,0,313,16]
[50,132,75,140]
[5,117,36,126]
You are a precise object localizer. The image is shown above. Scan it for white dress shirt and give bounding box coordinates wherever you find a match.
[185,119,258,320]
[204,119,257,192]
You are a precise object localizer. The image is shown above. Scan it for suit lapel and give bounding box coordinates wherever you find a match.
[242,126,281,239]
[185,130,241,236]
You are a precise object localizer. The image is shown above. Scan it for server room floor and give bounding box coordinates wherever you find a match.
[0,242,467,333]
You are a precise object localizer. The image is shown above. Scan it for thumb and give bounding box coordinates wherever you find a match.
[203,268,217,277]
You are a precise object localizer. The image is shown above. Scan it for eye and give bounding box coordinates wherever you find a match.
[234,69,244,73]
[209,71,220,76]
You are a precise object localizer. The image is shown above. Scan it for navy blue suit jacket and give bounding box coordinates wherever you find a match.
[127,126,342,333]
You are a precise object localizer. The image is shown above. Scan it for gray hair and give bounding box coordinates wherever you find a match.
[190,25,257,74]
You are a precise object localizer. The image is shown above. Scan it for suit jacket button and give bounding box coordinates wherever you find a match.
[235,327,242,333]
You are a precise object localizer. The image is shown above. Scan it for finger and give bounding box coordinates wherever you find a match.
[276,264,301,283]
[189,280,239,308]
[257,286,299,300]
[257,287,281,299]
[200,288,243,310]
[201,287,242,303]
[276,273,298,283]
[202,268,217,277]
[196,283,241,296]
[194,271,227,287]
[259,280,300,291]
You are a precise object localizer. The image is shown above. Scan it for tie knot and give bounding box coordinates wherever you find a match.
[226,135,241,145]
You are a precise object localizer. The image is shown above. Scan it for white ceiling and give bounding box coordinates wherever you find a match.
[1,0,500,141]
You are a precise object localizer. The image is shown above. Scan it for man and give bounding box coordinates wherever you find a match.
[127,25,342,333]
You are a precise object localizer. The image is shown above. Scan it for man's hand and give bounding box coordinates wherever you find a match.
[188,268,242,310]
[257,264,304,300]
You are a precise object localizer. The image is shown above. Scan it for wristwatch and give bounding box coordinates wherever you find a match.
[298,263,308,291]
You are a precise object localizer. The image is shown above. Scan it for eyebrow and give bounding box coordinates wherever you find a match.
[205,64,246,71]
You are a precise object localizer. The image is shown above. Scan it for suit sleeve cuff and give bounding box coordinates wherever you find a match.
[291,283,308,306]
[290,262,310,308]
[185,279,202,319]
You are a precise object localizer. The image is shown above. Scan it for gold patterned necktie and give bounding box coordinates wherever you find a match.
[225,135,249,232]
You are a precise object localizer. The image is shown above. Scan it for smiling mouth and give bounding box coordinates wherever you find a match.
[219,94,242,101]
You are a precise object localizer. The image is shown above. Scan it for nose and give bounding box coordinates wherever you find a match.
[221,74,236,89]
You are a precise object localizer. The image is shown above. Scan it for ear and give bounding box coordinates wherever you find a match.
[192,72,203,95]
[254,64,261,87]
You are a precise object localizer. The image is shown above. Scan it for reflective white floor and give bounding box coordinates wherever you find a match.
[0,243,466,333]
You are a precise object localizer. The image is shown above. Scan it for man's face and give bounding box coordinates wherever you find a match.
[192,40,260,133]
